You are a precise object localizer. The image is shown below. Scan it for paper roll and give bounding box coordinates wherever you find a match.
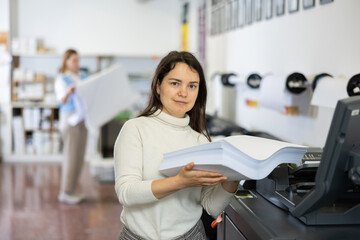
[243,84,260,108]
[311,76,348,109]
[212,73,239,119]
[242,73,262,108]
[212,74,223,116]
[259,75,311,115]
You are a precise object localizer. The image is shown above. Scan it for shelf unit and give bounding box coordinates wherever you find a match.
[8,53,62,161]
[11,101,61,159]
[11,77,46,101]
[4,51,156,162]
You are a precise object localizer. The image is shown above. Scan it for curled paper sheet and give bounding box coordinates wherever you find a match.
[311,76,348,109]
[76,63,140,129]
[259,75,311,115]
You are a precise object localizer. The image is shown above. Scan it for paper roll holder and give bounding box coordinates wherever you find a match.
[285,72,334,94]
[286,72,360,97]
[246,73,262,89]
[215,71,360,97]
[245,72,311,94]
[347,73,360,97]
[211,72,237,87]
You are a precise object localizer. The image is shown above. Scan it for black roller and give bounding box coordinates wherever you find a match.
[221,73,236,87]
[347,73,360,96]
[246,73,262,89]
[312,73,332,90]
[286,72,307,94]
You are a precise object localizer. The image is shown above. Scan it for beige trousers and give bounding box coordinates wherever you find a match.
[59,116,88,194]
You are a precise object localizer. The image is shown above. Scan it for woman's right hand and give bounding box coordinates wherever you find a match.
[67,84,76,95]
[152,162,227,199]
[175,162,227,188]
[61,84,76,103]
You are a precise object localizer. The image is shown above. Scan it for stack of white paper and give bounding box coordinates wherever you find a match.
[159,135,308,181]
[13,116,25,154]
[23,108,41,130]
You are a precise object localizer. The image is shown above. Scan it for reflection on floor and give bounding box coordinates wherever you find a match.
[0,162,122,240]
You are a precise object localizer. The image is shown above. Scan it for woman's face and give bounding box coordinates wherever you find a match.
[156,63,200,118]
[66,54,79,73]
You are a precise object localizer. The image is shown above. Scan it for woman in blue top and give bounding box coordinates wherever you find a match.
[55,49,88,204]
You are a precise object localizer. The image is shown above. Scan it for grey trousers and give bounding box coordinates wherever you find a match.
[119,219,206,240]
[60,119,87,194]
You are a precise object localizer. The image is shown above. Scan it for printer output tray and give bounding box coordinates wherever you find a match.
[256,162,360,225]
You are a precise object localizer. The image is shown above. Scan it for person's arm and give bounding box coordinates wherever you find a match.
[54,75,75,104]
[195,134,239,194]
[199,180,239,218]
[151,162,227,199]
[188,135,239,217]
[221,181,239,193]
[114,122,229,206]
[61,85,75,104]
[114,121,158,207]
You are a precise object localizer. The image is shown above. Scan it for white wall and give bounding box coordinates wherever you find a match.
[2,0,182,159]
[0,0,9,31]
[0,0,11,159]
[187,0,200,55]
[205,0,360,147]
[12,0,181,56]
[173,0,203,62]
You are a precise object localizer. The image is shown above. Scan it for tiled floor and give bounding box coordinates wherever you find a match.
[0,162,122,240]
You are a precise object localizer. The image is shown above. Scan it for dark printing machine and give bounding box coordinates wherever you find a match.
[217,74,360,240]
[256,96,360,224]
[213,73,360,239]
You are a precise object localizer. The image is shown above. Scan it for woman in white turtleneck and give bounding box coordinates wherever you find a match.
[114,51,239,240]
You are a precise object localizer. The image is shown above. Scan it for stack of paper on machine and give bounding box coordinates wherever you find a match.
[159,135,308,181]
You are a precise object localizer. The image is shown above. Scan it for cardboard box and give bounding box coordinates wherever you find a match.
[0,32,8,50]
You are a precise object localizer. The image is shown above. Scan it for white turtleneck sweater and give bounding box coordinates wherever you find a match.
[114,110,234,240]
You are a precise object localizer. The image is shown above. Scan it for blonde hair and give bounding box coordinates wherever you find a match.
[59,49,78,73]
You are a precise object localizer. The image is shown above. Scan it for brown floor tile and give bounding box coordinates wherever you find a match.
[0,162,122,240]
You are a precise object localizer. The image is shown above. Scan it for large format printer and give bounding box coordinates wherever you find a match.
[217,96,360,240]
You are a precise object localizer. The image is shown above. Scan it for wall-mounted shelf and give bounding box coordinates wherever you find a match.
[11,52,161,59]
[12,78,46,102]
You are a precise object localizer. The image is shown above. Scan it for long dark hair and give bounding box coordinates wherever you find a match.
[139,51,211,142]
[59,49,78,73]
